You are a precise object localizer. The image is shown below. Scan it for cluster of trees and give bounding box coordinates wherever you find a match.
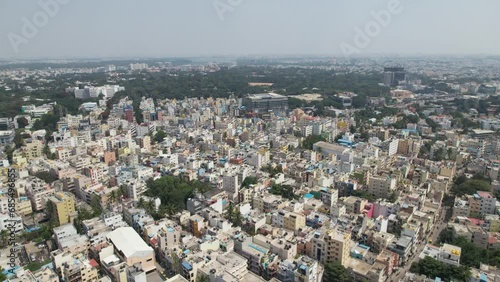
[391,114,420,129]
[241,176,258,188]
[425,117,440,132]
[74,196,103,233]
[418,141,434,159]
[451,174,491,197]
[32,112,60,133]
[225,202,243,227]
[431,147,456,162]
[409,256,471,281]
[322,262,351,282]
[34,171,57,183]
[302,135,326,150]
[105,67,390,115]
[450,112,480,133]
[269,184,298,200]
[145,176,212,215]
[351,190,375,202]
[153,130,167,144]
[0,88,26,118]
[354,107,399,124]
[260,164,282,177]
[2,64,395,120]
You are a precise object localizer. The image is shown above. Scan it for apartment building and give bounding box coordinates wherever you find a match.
[367,175,396,199]
[310,228,353,267]
[48,192,77,226]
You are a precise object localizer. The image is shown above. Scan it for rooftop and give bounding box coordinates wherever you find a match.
[106,227,153,258]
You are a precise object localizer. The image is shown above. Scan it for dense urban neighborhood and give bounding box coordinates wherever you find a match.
[0,56,500,282]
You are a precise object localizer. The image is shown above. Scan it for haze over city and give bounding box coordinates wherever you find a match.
[1,0,500,59]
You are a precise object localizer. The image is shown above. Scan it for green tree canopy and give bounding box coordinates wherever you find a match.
[451,179,491,196]
[323,262,351,282]
[410,256,471,281]
[34,171,57,184]
[302,135,326,150]
[145,176,212,215]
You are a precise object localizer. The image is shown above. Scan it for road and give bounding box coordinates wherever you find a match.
[391,206,449,282]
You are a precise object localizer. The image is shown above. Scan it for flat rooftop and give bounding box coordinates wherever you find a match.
[106,227,153,258]
[246,93,287,100]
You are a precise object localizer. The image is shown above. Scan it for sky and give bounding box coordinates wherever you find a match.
[1,0,500,59]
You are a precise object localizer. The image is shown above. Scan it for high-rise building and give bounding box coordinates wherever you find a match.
[367,175,397,199]
[124,106,135,123]
[384,67,406,86]
[48,192,77,226]
[310,229,353,267]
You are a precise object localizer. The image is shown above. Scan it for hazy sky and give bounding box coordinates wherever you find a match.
[1,0,500,59]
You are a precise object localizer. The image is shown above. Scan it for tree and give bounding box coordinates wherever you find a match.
[0,230,8,248]
[118,184,127,199]
[302,135,327,150]
[196,274,209,282]
[17,116,29,128]
[109,190,117,204]
[138,197,146,209]
[432,147,447,161]
[0,267,8,281]
[90,195,102,217]
[144,176,210,213]
[409,256,471,281]
[351,190,375,202]
[154,130,167,143]
[241,176,258,188]
[388,192,397,203]
[226,202,234,222]
[233,210,242,227]
[270,184,297,200]
[34,171,57,184]
[323,262,351,282]
[13,130,25,148]
[451,179,491,196]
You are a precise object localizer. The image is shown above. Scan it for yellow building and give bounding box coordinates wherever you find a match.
[24,139,44,160]
[326,231,353,267]
[15,197,33,216]
[12,150,27,166]
[311,229,353,267]
[284,212,306,231]
[48,192,76,226]
[485,215,500,232]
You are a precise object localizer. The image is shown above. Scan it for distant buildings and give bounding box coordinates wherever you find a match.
[130,63,149,71]
[68,85,125,99]
[242,93,289,114]
[384,67,406,86]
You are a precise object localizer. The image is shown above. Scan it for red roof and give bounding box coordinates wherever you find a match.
[468,218,484,226]
[488,237,498,244]
[89,259,99,268]
[150,238,158,246]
